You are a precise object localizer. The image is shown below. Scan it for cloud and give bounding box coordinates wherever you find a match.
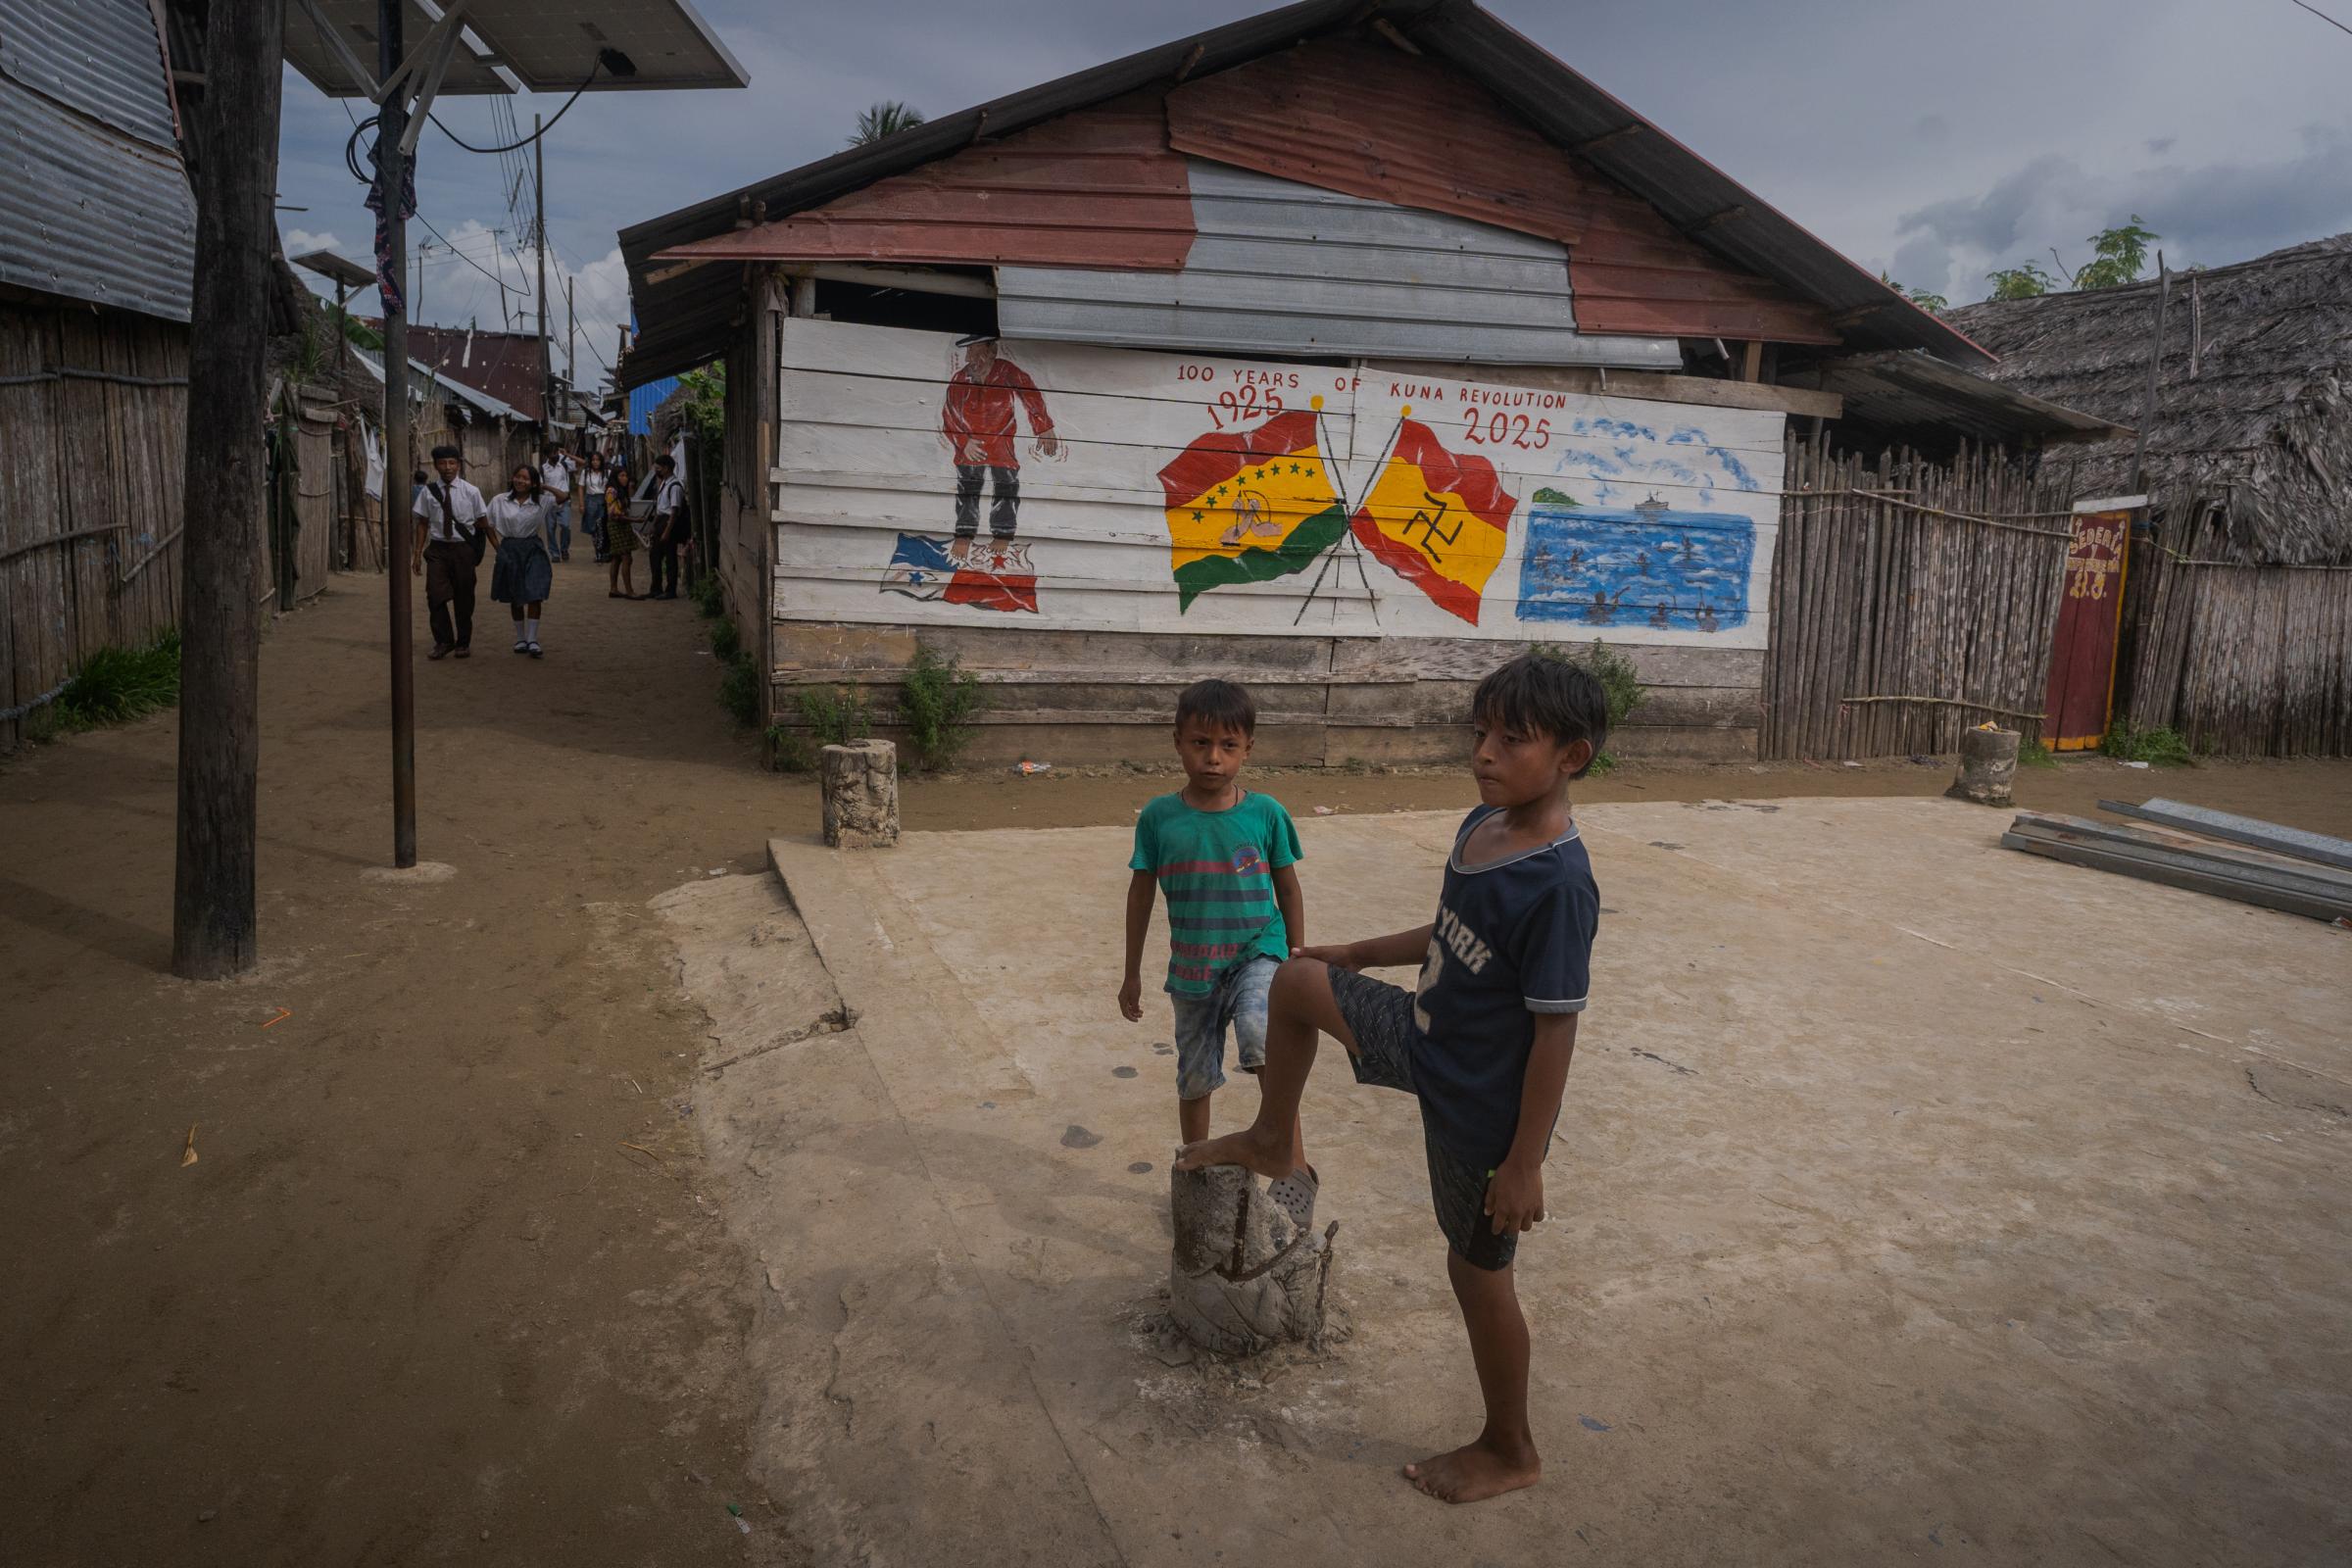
[1893,124,2352,301]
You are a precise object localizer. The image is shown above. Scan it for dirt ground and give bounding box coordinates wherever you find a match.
[716,802,2349,1566]
[2,567,2347,1564]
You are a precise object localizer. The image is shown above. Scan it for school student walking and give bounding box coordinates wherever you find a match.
[488,464,557,656]
[539,444,574,562]
[412,444,489,660]
[582,451,611,562]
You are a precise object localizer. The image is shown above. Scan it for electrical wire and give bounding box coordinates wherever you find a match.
[426,56,606,155]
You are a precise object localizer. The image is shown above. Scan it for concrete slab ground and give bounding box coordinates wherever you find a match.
[665,797,2349,1566]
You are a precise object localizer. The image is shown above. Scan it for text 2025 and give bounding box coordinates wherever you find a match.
[1460,410,1550,450]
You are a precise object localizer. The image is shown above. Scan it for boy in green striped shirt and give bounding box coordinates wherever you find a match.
[1119,680,1306,1147]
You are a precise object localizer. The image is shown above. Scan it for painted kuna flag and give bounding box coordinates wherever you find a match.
[1157,409,1349,611]
[1349,419,1516,625]
[882,533,1039,613]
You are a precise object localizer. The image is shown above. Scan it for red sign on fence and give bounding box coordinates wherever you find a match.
[2042,497,2143,751]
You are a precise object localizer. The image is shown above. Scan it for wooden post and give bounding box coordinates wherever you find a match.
[1945,725,2022,806]
[1167,1165,1341,1355]
[379,0,417,867]
[819,738,900,848]
[172,0,284,979]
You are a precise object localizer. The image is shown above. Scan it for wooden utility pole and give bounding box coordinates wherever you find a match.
[566,274,576,391]
[378,0,418,868]
[534,112,551,436]
[172,0,285,978]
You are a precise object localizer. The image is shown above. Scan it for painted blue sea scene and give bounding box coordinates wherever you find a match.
[1516,490,1755,631]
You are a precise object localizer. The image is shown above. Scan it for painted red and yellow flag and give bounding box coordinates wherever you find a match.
[1157,409,1349,611]
[1349,418,1516,625]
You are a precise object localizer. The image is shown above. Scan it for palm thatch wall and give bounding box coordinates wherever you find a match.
[1947,235,2352,566]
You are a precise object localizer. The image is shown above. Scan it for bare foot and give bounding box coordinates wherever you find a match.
[1172,1122,1292,1179]
[1402,1437,1541,1504]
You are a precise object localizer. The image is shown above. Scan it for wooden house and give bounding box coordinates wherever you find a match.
[619,0,2107,764]
[1949,238,2352,756]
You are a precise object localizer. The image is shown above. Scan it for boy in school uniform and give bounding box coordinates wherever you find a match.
[538,444,573,563]
[412,444,489,660]
[648,454,688,600]
[1120,680,1309,1173]
[1179,652,1605,1505]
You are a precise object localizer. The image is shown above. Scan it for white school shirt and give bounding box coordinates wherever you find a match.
[413,476,488,543]
[540,460,572,498]
[486,490,553,541]
[655,475,685,516]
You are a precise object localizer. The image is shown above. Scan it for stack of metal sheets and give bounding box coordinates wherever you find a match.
[2001,800,2352,924]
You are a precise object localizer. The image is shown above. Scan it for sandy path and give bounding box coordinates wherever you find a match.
[0,562,794,1563]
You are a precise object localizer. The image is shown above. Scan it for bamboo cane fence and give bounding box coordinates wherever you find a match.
[2122,522,2352,757]
[1761,435,2078,760]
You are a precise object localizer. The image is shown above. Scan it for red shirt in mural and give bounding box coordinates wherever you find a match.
[941,357,1054,470]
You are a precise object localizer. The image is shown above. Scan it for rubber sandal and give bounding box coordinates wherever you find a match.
[1267,1164,1318,1233]
[526,641,544,658]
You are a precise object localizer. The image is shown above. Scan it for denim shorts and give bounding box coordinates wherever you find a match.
[1328,966,1519,1271]
[1170,956,1279,1102]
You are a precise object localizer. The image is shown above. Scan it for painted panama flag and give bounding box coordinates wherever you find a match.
[1349,418,1517,625]
[1157,409,1348,611]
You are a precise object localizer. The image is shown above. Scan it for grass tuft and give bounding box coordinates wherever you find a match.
[32,631,182,739]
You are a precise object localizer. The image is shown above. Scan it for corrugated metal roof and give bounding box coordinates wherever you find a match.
[617,0,1987,385]
[1167,35,1592,244]
[1165,36,1838,345]
[658,93,1192,271]
[0,0,193,321]
[405,324,547,422]
[353,348,532,424]
[998,161,1681,368]
[1787,350,2128,448]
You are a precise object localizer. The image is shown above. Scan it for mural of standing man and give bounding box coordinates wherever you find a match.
[941,333,1059,563]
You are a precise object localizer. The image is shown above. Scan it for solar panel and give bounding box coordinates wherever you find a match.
[281,0,747,98]
[292,249,379,289]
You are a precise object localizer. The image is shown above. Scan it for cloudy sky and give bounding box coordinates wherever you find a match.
[274,0,2352,387]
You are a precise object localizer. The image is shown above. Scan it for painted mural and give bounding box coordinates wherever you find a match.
[775,318,1783,649]
[1517,490,1756,631]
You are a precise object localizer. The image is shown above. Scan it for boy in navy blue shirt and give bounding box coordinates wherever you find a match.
[1178,652,1603,1506]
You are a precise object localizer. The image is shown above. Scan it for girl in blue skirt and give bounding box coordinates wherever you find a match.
[487,463,556,657]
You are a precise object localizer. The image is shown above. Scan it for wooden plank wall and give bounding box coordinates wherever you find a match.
[1,303,190,749]
[1761,437,2076,759]
[767,316,1782,763]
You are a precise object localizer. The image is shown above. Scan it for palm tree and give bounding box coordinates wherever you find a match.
[851,101,926,146]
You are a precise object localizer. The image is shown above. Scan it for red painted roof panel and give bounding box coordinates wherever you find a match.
[658,94,1194,270]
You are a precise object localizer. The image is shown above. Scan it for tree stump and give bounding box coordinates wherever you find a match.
[1167,1164,1340,1355]
[819,739,900,849]
[1946,725,2023,807]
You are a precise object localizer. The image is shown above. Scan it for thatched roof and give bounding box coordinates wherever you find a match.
[1946,235,2352,565]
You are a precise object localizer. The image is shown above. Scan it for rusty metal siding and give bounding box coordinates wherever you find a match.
[0,0,176,144]
[0,0,193,320]
[656,93,1195,271]
[997,161,1681,368]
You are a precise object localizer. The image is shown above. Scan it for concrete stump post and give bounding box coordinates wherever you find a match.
[1168,1164,1339,1355]
[819,738,900,849]
[1946,725,2023,807]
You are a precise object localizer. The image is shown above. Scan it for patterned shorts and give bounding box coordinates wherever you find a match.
[1328,966,1519,1271]
[1170,956,1279,1102]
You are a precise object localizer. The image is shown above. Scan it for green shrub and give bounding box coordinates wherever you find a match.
[2015,739,2060,768]
[763,726,814,772]
[716,650,761,728]
[709,613,741,662]
[32,630,182,738]
[691,569,725,619]
[1528,639,1644,772]
[898,646,986,771]
[797,685,874,747]
[2100,717,2194,766]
